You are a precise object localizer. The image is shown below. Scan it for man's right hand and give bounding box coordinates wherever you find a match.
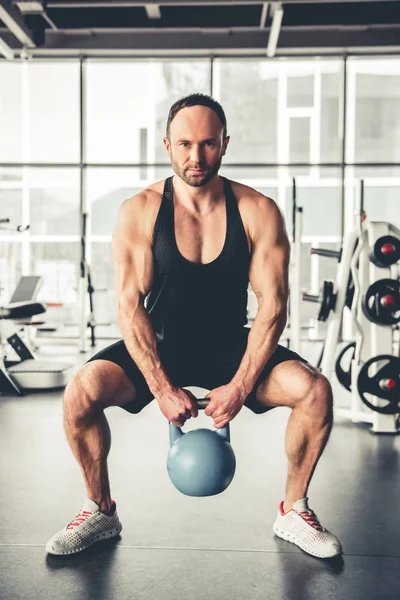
[156,387,199,427]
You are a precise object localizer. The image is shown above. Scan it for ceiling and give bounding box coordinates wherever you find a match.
[0,0,399,57]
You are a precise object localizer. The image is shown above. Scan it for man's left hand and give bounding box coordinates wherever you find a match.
[204,384,246,428]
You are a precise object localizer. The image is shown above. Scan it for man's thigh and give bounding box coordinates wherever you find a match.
[207,329,310,414]
[86,339,198,414]
[85,335,311,415]
[86,340,155,413]
[253,358,319,412]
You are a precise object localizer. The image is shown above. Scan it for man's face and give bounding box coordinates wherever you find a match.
[163,105,230,187]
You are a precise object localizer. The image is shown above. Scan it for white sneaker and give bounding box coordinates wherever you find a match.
[273,498,342,559]
[46,498,122,556]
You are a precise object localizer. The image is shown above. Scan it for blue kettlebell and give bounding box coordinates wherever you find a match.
[167,398,236,497]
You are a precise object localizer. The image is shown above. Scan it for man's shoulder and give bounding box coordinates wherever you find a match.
[121,180,166,220]
[228,179,277,216]
[127,180,165,208]
[115,180,168,239]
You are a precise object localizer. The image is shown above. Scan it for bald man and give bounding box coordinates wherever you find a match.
[46,93,342,560]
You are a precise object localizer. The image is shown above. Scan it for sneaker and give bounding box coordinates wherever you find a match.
[45,498,122,556]
[272,498,342,559]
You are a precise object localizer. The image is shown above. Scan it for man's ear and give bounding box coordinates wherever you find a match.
[222,136,230,156]
[163,137,171,156]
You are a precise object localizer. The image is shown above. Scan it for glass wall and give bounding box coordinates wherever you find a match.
[85,60,210,165]
[1,56,399,340]
[346,58,400,164]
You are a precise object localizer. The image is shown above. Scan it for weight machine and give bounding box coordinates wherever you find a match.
[0,218,73,395]
[303,183,400,434]
[0,276,74,395]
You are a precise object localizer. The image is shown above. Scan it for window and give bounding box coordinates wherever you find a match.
[29,168,80,236]
[85,60,210,164]
[28,62,80,163]
[0,63,23,162]
[214,59,278,163]
[348,59,400,163]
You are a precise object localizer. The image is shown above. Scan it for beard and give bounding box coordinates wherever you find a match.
[171,153,223,187]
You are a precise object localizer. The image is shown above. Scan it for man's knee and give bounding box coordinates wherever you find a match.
[64,365,101,426]
[303,372,333,419]
[64,361,135,423]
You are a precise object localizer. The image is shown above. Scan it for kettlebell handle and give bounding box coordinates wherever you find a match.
[168,398,231,445]
[196,398,209,410]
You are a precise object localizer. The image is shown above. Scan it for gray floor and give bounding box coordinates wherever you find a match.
[1,341,400,600]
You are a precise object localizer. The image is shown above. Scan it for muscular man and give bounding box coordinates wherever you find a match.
[46,94,342,559]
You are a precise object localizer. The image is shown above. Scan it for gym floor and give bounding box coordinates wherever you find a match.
[1,341,399,600]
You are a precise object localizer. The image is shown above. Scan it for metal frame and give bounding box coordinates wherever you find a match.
[2,162,400,168]
[3,51,400,60]
[44,1,400,5]
[7,27,399,57]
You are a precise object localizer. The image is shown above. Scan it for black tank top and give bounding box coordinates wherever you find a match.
[145,176,251,345]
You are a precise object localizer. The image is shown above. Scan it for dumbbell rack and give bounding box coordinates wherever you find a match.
[318,219,400,434]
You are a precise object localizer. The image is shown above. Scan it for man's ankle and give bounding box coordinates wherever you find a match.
[283,496,307,513]
[100,504,113,516]
[90,497,113,515]
[283,501,294,513]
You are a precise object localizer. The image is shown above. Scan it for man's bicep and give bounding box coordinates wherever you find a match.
[249,241,289,308]
[248,199,290,310]
[112,202,154,306]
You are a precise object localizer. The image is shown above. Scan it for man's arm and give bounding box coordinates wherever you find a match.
[112,193,176,399]
[230,195,290,399]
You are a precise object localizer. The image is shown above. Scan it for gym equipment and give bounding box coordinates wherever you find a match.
[303,280,336,322]
[0,218,29,233]
[314,180,400,434]
[362,279,400,326]
[345,275,355,309]
[289,178,303,353]
[8,276,43,304]
[167,398,236,497]
[357,355,400,415]
[78,213,110,352]
[370,235,400,268]
[0,276,73,395]
[335,342,356,392]
[302,244,343,325]
[310,247,341,260]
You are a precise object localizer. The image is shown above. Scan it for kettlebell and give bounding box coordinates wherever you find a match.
[167,398,236,497]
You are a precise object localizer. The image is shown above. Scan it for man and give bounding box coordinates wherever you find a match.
[46,94,342,559]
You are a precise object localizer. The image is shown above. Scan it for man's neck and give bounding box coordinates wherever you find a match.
[172,174,225,215]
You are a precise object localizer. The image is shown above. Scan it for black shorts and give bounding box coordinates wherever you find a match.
[87,327,308,415]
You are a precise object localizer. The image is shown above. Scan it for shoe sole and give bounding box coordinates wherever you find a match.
[273,523,342,559]
[46,523,122,556]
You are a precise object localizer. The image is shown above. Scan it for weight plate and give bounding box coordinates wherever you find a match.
[370,235,400,268]
[357,355,400,415]
[335,342,356,391]
[318,280,336,322]
[362,279,400,326]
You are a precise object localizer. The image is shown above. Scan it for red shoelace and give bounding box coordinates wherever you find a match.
[299,510,323,532]
[67,510,93,530]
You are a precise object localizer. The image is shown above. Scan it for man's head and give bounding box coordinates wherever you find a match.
[164,93,230,187]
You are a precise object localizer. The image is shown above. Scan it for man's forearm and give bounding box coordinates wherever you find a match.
[230,309,287,399]
[118,304,174,399]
